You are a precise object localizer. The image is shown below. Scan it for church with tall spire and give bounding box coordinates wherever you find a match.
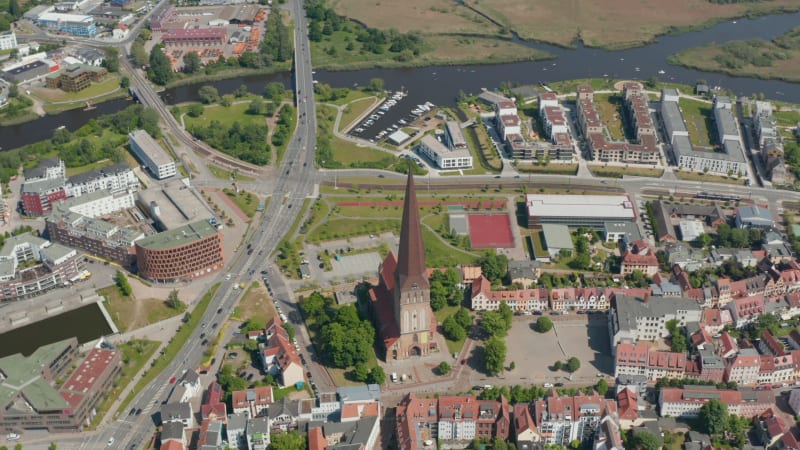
[369,170,436,360]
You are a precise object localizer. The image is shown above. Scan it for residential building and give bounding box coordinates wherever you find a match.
[614,342,686,381]
[135,220,224,282]
[161,422,186,449]
[231,387,273,418]
[725,295,766,327]
[338,384,382,423]
[416,134,472,170]
[533,391,617,447]
[507,260,539,289]
[661,89,747,176]
[396,394,441,450]
[525,194,636,230]
[21,178,67,216]
[609,294,702,350]
[659,386,772,418]
[226,413,248,450]
[0,340,122,433]
[128,130,176,180]
[161,402,194,428]
[268,397,300,432]
[603,221,642,244]
[369,171,437,360]
[470,275,548,312]
[725,348,761,386]
[514,404,542,447]
[162,28,227,46]
[444,120,467,150]
[199,381,226,423]
[246,416,271,450]
[260,317,304,387]
[65,163,139,198]
[0,233,85,301]
[619,240,659,276]
[0,31,17,51]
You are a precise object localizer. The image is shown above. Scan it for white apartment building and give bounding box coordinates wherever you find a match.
[609,294,702,352]
[0,31,17,51]
[129,130,176,180]
[55,190,135,218]
[65,163,139,197]
[417,134,472,170]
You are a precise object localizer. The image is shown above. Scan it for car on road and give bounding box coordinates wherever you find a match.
[169,376,176,384]
[7,433,20,441]
[555,383,564,387]
[107,437,115,446]
[543,383,554,388]
[212,323,218,329]
[201,322,207,328]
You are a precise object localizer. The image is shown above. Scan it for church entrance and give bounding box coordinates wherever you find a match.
[410,346,422,357]
[392,349,398,360]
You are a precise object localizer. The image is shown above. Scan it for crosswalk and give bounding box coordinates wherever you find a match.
[140,384,170,414]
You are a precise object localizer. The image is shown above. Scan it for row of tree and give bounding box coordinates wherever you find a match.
[480,302,513,375]
[271,105,295,148]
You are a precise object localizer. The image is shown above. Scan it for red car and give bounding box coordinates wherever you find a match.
[169,376,177,384]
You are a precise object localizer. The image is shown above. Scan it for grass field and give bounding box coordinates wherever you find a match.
[223,188,260,219]
[593,94,624,141]
[339,97,377,131]
[65,159,115,177]
[515,163,579,175]
[675,170,745,185]
[231,282,277,324]
[32,74,121,103]
[183,103,265,129]
[207,164,256,182]
[100,286,182,333]
[775,109,800,127]
[588,165,664,179]
[679,97,716,147]
[116,283,219,417]
[668,28,800,83]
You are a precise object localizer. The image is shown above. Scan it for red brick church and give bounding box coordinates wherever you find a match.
[370,171,437,360]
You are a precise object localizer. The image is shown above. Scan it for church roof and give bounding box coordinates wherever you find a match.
[396,170,429,291]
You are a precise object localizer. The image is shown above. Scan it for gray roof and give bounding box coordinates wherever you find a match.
[0,233,48,258]
[268,397,299,420]
[227,412,247,430]
[75,47,103,61]
[247,416,270,434]
[161,402,192,422]
[478,90,511,106]
[161,421,185,440]
[67,162,131,185]
[338,384,381,403]
[614,294,701,334]
[541,224,574,250]
[508,260,540,280]
[661,100,688,136]
[21,177,64,195]
[737,205,773,225]
[40,242,75,263]
[24,158,62,179]
[323,416,379,449]
[603,221,642,240]
[180,369,200,385]
[698,349,724,369]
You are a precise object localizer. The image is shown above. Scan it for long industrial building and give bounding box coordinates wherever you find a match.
[128,130,176,180]
[525,194,636,229]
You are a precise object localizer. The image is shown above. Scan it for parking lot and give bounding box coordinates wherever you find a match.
[503,314,614,386]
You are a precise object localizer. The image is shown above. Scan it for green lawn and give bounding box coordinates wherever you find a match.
[307,217,401,243]
[183,103,266,129]
[333,139,395,165]
[34,73,121,103]
[207,164,255,182]
[593,94,625,141]
[774,109,800,127]
[588,165,664,178]
[65,159,115,177]
[223,188,260,219]
[675,170,745,185]
[679,98,716,147]
[116,283,219,417]
[423,228,478,267]
[88,339,158,429]
[340,97,377,131]
[516,164,579,175]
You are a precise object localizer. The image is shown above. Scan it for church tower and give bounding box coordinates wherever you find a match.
[392,170,434,358]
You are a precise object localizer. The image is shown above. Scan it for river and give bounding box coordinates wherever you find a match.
[3,10,800,149]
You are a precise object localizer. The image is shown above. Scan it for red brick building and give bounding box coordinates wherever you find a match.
[21,178,67,216]
[135,220,223,282]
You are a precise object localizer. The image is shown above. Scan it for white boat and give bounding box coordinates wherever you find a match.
[658,70,666,74]
[635,67,640,72]
[424,101,434,108]
[355,127,364,132]
[411,109,422,115]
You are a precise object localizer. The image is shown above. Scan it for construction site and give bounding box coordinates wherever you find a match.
[150,4,267,70]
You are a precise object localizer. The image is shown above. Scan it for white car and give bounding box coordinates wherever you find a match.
[7,433,20,441]
[543,383,554,388]
[107,437,115,446]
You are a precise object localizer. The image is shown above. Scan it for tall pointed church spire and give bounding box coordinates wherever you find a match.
[396,169,428,290]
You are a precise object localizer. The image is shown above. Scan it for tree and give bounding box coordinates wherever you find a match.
[454,308,472,330]
[116,270,132,296]
[484,336,506,375]
[8,82,17,98]
[480,310,509,337]
[165,289,183,310]
[480,253,508,284]
[695,233,713,249]
[247,97,265,115]
[699,399,728,435]
[188,103,204,117]
[632,431,661,450]
[437,361,451,375]
[536,316,553,333]
[268,430,306,450]
[442,316,466,341]
[148,47,172,85]
[368,365,386,384]
[120,76,130,89]
[281,323,295,341]
[553,360,563,371]
[235,84,249,97]
[183,51,201,74]
[567,356,581,373]
[352,362,369,381]
[102,47,119,72]
[493,438,509,450]
[367,77,384,93]
[131,41,148,67]
[498,301,513,329]
[265,82,286,101]
[595,378,609,396]
[49,444,57,450]
[570,440,581,449]
[198,85,220,104]
[8,0,21,18]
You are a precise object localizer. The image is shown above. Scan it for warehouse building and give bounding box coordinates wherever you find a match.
[129,130,176,180]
